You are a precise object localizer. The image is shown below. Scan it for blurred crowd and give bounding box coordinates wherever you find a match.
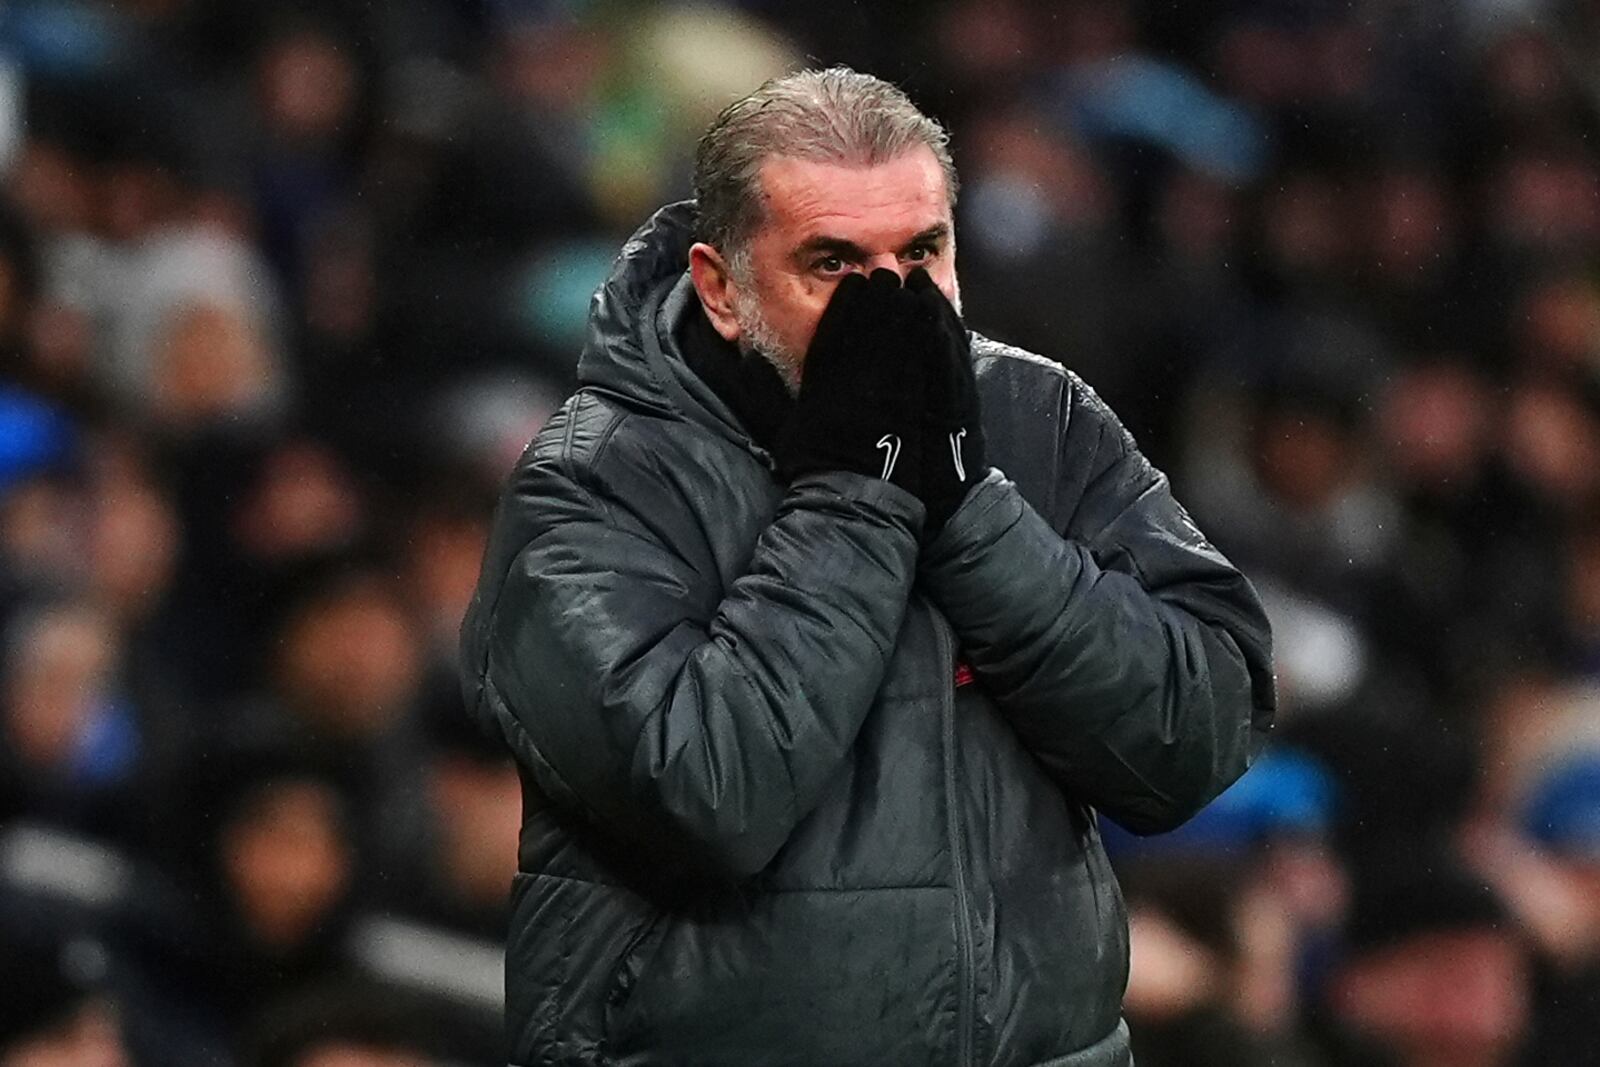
[0,1,1598,1065]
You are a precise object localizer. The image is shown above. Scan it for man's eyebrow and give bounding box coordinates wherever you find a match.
[792,224,952,261]
[793,235,869,260]
[903,223,951,250]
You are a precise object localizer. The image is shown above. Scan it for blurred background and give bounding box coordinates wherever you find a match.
[0,0,1597,1065]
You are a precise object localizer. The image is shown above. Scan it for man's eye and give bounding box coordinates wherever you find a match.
[815,256,847,275]
[905,245,935,262]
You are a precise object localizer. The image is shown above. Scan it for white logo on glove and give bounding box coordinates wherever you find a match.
[949,428,967,482]
[876,434,903,481]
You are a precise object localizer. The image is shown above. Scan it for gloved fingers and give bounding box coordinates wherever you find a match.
[802,271,872,386]
[832,269,872,298]
[901,270,943,335]
[901,281,963,413]
[867,267,903,292]
[817,268,906,354]
[815,270,870,330]
[903,269,954,336]
[862,270,935,382]
[904,265,953,309]
[915,273,960,335]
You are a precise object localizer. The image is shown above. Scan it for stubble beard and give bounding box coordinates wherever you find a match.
[730,288,802,397]
[727,272,964,399]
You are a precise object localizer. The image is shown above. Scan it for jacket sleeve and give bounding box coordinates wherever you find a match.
[919,375,1275,834]
[462,434,923,882]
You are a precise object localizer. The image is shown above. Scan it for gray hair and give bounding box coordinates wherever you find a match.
[693,67,958,276]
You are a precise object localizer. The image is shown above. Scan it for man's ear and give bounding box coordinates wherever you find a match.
[688,242,743,343]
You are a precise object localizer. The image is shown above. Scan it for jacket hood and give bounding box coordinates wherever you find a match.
[576,201,751,447]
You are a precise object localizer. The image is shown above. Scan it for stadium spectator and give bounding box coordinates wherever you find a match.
[0,928,132,1067]
[1317,857,1532,1067]
[0,2,1597,1062]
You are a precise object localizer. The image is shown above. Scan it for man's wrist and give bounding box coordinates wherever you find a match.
[781,469,928,537]
[919,469,1013,557]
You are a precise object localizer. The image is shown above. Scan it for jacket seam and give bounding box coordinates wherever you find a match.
[474,394,624,724]
[1049,366,1072,521]
[563,395,629,521]
[515,870,952,893]
[477,400,633,832]
[973,336,1070,380]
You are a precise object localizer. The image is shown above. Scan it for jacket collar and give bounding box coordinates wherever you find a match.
[576,201,772,459]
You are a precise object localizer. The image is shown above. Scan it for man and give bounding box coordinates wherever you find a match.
[460,67,1274,1067]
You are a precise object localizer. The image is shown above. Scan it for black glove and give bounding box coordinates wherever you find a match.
[775,269,927,499]
[906,268,986,530]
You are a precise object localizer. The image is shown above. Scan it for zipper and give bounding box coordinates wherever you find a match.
[936,616,977,1066]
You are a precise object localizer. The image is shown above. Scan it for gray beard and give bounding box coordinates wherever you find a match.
[732,293,802,396]
[729,276,964,399]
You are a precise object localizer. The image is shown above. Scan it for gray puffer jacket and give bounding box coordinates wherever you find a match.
[460,202,1275,1067]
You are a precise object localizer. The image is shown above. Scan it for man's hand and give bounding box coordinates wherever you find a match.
[906,268,987,530]
[775,269,928,498]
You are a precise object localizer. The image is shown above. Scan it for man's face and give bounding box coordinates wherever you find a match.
[726,146,960,384]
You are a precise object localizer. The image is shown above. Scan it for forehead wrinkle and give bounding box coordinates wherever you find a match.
[756,150,952,248]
